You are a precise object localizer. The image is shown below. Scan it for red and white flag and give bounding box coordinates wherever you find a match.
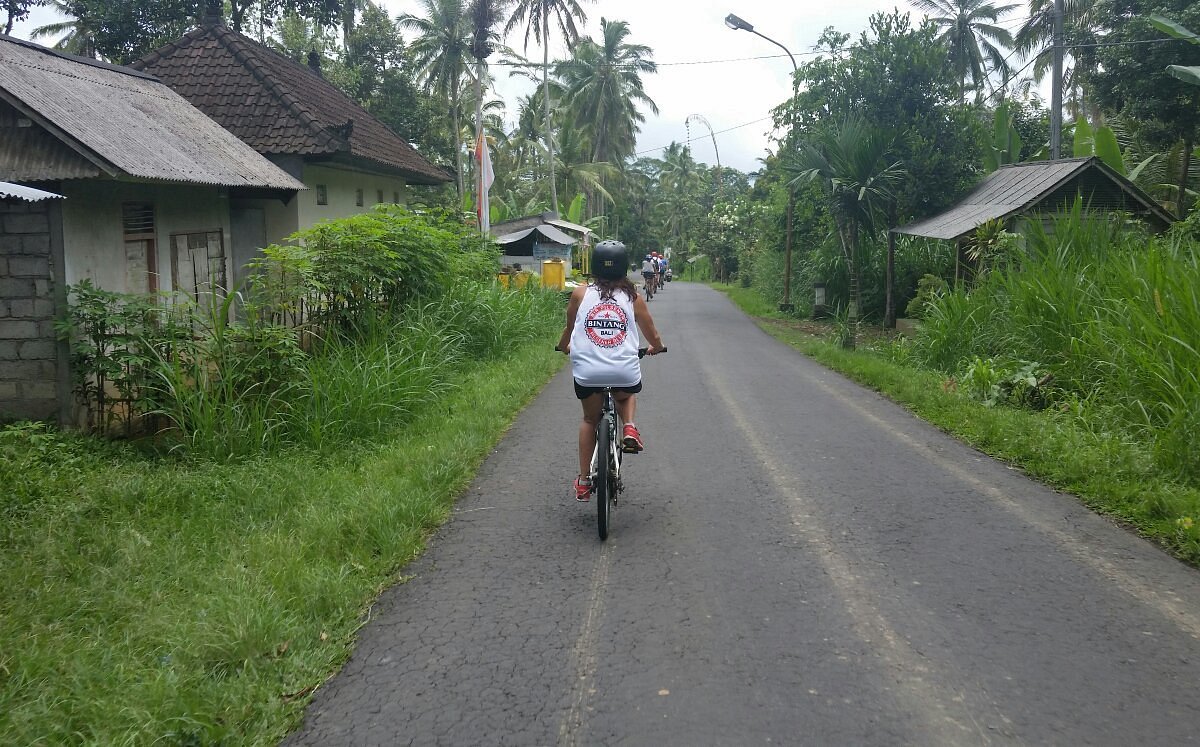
[476,136,494,233]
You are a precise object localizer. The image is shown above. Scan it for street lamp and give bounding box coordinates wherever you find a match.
[725,12,798,313]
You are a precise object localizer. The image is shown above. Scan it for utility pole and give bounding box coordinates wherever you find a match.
[1050,0,1064,159]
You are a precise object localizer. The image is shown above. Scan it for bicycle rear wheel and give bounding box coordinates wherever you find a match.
[595,418,611,541]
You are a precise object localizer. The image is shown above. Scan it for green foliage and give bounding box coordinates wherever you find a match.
[983,99,1023,172]
[250,204,498,332]
[0,421,115,521]
[54,280,192,434]
[959,357,1051,408]
[913,207,1200,481]
[0,342,564,745]
[906,273,948,319]
[789,11,983,221]
[148,281,559,460]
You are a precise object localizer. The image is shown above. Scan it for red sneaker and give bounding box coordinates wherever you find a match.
[622,424,643,453]
[573,476,593,501]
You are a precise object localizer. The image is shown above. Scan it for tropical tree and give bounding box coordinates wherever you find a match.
[556,17,658,166]
[911,0,1018,100]
[789,116,905,346]
[1089,0,1200,217]
[504,0,593,214]
[400,0,472,202]
[4,0,43,35]
[1013,0,1102,118]
[29,0,97,57]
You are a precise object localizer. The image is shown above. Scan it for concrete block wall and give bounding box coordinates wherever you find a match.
[0,198,61,421]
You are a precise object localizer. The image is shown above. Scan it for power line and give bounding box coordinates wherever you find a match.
[633,116,772,157]
[491,48,851,70]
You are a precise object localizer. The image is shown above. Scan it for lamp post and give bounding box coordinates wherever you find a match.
[725,12,798,312]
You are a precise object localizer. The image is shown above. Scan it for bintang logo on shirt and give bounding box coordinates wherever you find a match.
[584,302,628,348]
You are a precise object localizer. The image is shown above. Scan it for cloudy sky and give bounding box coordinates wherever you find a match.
[10,0,1005,173]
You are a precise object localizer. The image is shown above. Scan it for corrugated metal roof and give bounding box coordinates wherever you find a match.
[0,36,305,190]
[133,23,452,185]
[496,224,577,246]
[0,181,64,201]
[892,157,1174,240]
[546,218,593,236]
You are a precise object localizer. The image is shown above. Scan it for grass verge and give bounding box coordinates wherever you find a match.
[713,283,1200,565]
[0,339,564,745]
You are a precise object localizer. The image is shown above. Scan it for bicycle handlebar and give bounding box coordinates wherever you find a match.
[554,345,668,356]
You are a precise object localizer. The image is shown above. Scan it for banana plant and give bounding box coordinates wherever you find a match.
[1072,118,1127,175]
[1150,15,1200,86]
[983,100,1022,173]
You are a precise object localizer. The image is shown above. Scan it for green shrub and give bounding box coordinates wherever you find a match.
[913,207,1200,482]
[905,274,948,319]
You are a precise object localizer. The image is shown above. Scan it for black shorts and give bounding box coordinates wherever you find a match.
[574,379,643,400]
[642,272,655,280]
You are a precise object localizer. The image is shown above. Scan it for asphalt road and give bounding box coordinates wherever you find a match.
[286,281,1200,746]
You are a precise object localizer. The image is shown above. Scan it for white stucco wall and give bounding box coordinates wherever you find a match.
[60,181,230,296]
[297,163,409,228]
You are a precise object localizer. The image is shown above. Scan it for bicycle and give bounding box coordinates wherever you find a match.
[588,347,665,540]
[642,273,656,300]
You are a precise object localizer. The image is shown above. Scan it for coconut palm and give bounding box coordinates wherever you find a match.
[789,116,905,347]
[1014,0,1102,118]
[400,0,472,201]
[912,0,1018,100]
[556,17,658,166]
[29,0,99,58]
[504,0,593,214]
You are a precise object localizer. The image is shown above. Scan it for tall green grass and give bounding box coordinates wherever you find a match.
[151,282,560,460]
[0,300,564,744]
[914,209,1200,481]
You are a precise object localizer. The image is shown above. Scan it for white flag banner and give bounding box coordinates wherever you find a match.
[477,136,494,234]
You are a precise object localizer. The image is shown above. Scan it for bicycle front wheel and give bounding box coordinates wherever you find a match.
[595,419,611,541]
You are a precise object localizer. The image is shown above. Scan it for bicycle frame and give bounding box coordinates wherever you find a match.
[590,389,623,497]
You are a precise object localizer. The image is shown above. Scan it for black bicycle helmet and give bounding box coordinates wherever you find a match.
[592,240,629,280]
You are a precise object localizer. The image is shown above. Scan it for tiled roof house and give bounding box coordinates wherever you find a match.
[133,3,451,252]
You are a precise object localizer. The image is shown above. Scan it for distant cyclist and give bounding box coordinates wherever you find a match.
[559,240,665,500]
[641,253,657,297]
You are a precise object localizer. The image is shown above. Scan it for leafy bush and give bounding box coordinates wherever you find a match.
[905,274,948,319]
[913,207,1200,481]
[248,205,500,333]
[55,281,193,434]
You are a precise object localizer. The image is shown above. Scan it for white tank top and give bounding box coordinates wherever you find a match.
[570,285,642,387]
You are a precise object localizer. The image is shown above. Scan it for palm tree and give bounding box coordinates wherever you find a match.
[556,18,658,167]
[29,0,99,58]
[789,117,905,347]
[504,0,593,214]
[912,0,1018,101]
[400,0,472,202]
[1014,0,1101,119]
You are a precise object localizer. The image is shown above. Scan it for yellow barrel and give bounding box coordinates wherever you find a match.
[514,273,530,289]
[497,273,510,288]
[541,259,566,290]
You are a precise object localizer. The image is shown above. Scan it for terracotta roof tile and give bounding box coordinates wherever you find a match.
[134,23,450,184]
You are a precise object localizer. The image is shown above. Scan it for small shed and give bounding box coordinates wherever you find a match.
[495,223,577,272]
[893,157,1176,242]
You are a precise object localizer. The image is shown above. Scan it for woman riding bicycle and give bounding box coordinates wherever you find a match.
[558,240,665,501]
